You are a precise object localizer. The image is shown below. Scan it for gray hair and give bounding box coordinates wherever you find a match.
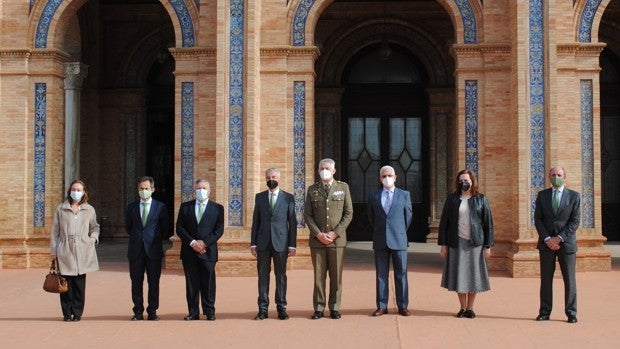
[319,158,336,169]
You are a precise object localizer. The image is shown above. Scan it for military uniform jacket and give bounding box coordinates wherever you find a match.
[304,180,353,248]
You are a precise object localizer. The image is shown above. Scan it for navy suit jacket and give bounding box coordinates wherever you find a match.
[250,189,297,252]
[367,187,413,250]
[176,199,225,262]
[125,199,170,260]
[534,187,581,253]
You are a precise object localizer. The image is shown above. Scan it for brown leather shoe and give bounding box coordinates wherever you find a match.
[372,308,388,317]
[398,308,411,316]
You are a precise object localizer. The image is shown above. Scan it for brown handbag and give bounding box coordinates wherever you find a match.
[43,259,68,294]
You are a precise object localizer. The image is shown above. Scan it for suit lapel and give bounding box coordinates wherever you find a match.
[271,192,278,215]
[557,189,567,213]
[145,201,155,225]
[387,189,399,216]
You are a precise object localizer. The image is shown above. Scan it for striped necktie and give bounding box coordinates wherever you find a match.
[552,189,559,213]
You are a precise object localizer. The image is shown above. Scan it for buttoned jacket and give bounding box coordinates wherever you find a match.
[438,193,494,248]
[534,187,580,253]
[367,187,413,250]
[304,180,353,248]
[50,201,100,275]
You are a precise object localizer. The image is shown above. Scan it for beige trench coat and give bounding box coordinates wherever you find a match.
[50,201,100,275]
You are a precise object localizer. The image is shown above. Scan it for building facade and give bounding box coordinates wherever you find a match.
[0,0,618,276]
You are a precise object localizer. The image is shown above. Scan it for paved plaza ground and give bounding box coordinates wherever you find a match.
[1,241,619,349]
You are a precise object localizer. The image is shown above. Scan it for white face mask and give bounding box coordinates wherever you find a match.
[195,188,209,201]
[382,176,395,188]
[70,191,84,202]
[320,169,333,181]
[139,189,152,200]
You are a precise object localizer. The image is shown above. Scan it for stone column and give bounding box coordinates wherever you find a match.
[63,62,88,187]
[426,88,455,243]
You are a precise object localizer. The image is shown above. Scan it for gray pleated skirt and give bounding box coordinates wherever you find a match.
[441,236,490,293]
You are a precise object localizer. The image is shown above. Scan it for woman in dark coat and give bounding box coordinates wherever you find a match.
[438,169,494,319]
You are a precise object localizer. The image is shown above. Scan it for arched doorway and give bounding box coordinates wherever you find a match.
[340,44,429,241]
[599,1,620,241]
[145,53,175,232]
[74,0,176,238]
[312,0,455,242]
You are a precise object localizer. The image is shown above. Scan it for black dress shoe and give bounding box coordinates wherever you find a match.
[131,314,143,321]
[568,316,578,323]
[254,309,268,320]
[463,309,475,319]
[72,316,81,322]
[330,311,341,319]
[277,309,289,320]
[536,314,550,321]
[398,308,411,317]
[206,314,216,321]
[372,308,387,317]
[184,314,200,321]
[63,315,71,322]
[311,311,323,319]
[147,314,159,321]
[456,309,466,318]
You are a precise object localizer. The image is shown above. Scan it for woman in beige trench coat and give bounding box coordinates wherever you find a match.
[50,179,100,321]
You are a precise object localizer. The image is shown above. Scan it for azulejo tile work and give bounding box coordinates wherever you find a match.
[228,0,245,226]
[529,0,545,224]
[33,83,46,228]
[581,80,594,229]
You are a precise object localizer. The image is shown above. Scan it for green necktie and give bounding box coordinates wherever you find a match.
[198,203,205,222]
[552,189,559,213]
[141,202,149,226]
[270,192,276,212]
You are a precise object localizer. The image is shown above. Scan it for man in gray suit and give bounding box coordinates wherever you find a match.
[534,166,580,323]
[250,168,297,320]
[367,165,413,317]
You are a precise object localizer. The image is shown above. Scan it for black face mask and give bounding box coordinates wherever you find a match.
[459,182,471,191]
[266,180,278,189]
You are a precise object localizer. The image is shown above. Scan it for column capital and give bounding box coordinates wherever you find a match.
[64,62,89,90]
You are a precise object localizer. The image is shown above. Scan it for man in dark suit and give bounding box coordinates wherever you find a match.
[304,158,353,320]
[176,179,224,321]
[125,176,170,321]
[250,168,297,320]
[534,166,580,323]
[367,166,413,317]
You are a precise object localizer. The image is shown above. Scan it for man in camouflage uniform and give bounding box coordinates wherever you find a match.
[304,158,353,320]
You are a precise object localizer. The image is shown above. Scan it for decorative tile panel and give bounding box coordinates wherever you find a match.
[580,80,595,228]
[36,0,195,48]
[293,0,477,45]
[294,82,306,227]
[292,0,316,46]
[455,0,478,44]
[465,81,478,176]
[181,82,195,202]
[34,83,47,227]
[169,0,196,47]
[529,0,545,224]
[435,112,448,221]
[578,0,603,43]
[228,0,244,226]
[34,0,62,48]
